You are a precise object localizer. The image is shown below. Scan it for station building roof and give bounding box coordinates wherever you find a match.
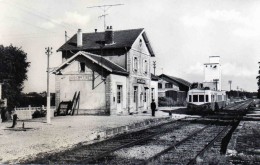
[57,28,155,57]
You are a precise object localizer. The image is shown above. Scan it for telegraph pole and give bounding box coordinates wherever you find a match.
[153,61,156,75]
[45,47,52,124]
[87,4,124,31]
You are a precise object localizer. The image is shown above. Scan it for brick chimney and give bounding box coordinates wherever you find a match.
[77,29,82,47]
[105,26,114,45]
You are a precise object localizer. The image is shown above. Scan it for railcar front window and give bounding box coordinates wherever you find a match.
[199,95,204,102]
[206,95,209,102]
[193,95,198,102]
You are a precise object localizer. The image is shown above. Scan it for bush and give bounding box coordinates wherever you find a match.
[32,109,46,118]
[158,97,186,107]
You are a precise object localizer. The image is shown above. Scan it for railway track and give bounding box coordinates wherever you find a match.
[224,99,253,111]
[22,117,199,164]
[145,121,233,165]
[24,118,234,165]
[205,99,253,119]
[21,100,252,164]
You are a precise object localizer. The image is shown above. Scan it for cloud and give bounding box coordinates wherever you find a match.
[185,62,255,78]
[38,11,90,29]
[62,11,90,27]
[185,62,204,75]
[39,21,56,29]
[205,10,246,23]
[180,9,260,37]
[222,62,255,77]
[233,28,260,38]
[181,15,208,28]
[180,9,247,28]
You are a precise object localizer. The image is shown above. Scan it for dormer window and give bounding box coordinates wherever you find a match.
[139,39,142,47]
[80,62,85,72]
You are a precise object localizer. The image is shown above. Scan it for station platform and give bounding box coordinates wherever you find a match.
[244,108,260,120]
[227,120,260,164]
[227,107,260,164]
[0,110,188,164]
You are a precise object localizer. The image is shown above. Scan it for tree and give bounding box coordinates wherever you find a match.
[0,45,30,110]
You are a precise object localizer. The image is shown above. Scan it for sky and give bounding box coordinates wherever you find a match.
[0,0,259,93]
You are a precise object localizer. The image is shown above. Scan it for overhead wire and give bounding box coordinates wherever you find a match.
[2,1,78,32]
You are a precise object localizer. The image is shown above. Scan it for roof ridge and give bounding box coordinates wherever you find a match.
[161,74,190,86]
[82,28,144,35]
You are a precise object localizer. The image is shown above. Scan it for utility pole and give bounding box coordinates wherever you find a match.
[228,80,232,91]
[45,47,52,124]
[153,61,156,75]
[87,4,124,31]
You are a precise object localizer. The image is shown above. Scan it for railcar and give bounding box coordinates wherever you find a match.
[187,83,227,111]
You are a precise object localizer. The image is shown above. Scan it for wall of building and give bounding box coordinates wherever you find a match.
[151,80,158,107]
[126,33,153,114]
[55,56,108,115]
[204,56,222,90]
[158,79,179,97]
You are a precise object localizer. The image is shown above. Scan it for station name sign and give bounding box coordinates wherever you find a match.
[70,75,92,81]
[137,79,146,84]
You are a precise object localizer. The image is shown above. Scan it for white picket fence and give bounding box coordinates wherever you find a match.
[14,105,56,120]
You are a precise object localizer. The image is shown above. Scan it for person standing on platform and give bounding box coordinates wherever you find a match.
[151,99,156,117]
[11,111,18,128]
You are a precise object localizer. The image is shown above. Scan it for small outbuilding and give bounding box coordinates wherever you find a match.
[158,74,190,106]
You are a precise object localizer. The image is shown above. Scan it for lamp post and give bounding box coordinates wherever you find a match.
[45,47,52,124]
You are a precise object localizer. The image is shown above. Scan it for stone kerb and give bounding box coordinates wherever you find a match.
[96,117,171,140]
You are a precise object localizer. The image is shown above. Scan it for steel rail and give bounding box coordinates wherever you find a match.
[187,124,231,165]
[23,118,196,164]
[144,122,215,165]
[81,120,192,164]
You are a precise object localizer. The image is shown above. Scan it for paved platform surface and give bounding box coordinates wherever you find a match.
[0,110,187,164]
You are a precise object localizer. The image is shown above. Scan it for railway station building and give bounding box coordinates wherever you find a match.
[157,74,190,106]
[54,27,157,115]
